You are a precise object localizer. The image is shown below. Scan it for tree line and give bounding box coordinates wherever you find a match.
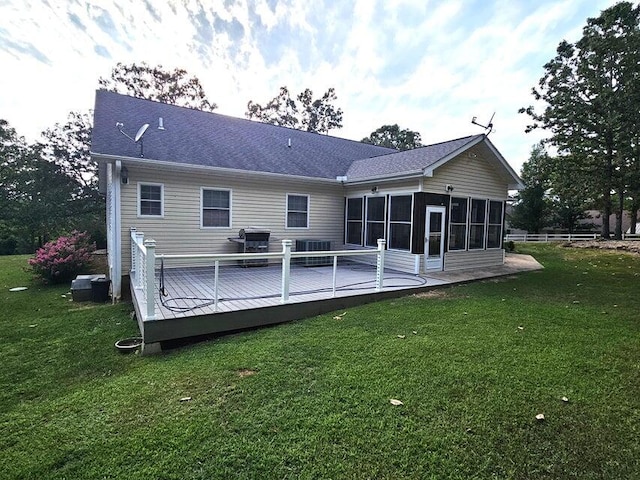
[0,62,423,254]
[514,2,640,238]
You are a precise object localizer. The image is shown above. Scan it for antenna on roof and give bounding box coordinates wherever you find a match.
[471,112,495,135]
[116,122,150,157]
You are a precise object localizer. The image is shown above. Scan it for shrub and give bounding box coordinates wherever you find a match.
[505,241,515,252]
[29,231,96,284]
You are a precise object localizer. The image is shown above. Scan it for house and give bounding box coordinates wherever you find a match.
[92,90,523,301]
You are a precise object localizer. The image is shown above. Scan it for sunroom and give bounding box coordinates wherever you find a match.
[343,191,505,274]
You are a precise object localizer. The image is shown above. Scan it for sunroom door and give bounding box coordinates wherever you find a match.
[424,206,446,271]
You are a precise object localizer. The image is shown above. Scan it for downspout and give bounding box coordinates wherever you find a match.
[113,160,123,300]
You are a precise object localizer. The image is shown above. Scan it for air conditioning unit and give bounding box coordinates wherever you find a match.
[295,239,332,267]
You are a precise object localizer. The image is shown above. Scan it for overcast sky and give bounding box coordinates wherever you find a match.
[0,0,620,173]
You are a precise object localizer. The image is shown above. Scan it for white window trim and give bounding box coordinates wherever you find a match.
[387,193,413,252]
[364,195,387,248]
[200,187,232,229]
[285,193,310,229]
[137,182,164,218]
[345,196,365,246]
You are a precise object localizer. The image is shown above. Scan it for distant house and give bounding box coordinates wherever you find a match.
[91,90,523,300]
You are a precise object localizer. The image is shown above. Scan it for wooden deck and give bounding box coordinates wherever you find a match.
[152,262,440,320]
[130,254,543,350]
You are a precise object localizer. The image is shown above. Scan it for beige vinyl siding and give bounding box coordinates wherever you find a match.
[120,165,345,272]
[423,149,509,199]
[444,249,504,270]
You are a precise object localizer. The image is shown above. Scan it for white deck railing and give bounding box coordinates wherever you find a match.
[505,233,598,242]
[130,228,157,320]
[505,233,640,242]
[130,227,386,321]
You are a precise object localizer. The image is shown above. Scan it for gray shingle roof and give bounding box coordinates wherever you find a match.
[91,90,397,179]
[91,91,513,185]
[345,134,484,181]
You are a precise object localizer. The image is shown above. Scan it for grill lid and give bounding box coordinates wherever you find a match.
[239,227,271,238]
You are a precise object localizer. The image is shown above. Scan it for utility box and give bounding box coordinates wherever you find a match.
[71,274,106,302]
[295,239,332,267]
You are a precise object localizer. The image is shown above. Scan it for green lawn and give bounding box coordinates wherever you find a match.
[1,245,639,479]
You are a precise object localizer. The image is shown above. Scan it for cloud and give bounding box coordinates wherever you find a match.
[0,0,624,174]
[0,28,51,65]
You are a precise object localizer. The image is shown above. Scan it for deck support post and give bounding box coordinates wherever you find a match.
[332,255,338,297]
[376,239,386,292]
[144,239,156,320]
[135,231,145,288]
[214,260,219,312]
[130,227,137,279]
[281,240,292,303]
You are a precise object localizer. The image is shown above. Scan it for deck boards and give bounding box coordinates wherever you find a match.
[141,262,439,321]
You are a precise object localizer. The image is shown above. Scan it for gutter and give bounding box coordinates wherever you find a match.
[91,152,345,186]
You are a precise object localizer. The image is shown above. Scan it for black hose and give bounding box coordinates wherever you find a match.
[158,269,427,313]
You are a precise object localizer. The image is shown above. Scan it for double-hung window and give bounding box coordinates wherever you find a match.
[388,195,412,250]
[138,183,163,217]
[345,197,363,245]
[449,197,467,250]
[487,201,503,248]
[202,188,231,228]
[286,194,309,228]
[469,199,486,249]
[365,196,386,247]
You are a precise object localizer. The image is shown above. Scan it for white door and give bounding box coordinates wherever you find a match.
[424,206,446,271]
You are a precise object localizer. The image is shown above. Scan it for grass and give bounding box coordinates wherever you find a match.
[1,244,639,479]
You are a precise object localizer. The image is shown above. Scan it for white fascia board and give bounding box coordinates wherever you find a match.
[422,135,485,177]
[341,171,423,185]
[91,152,340,185]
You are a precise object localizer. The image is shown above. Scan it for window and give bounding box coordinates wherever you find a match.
[366,196,386,247]
[346,197,363,245]
[487,200,503,248]
[286,194,309,228]
[388,195,412,250]
[469,199,487,250]
[138,183,163,217]
[449,197,467,250]
[469,199,487,249]
[202,188,231,227]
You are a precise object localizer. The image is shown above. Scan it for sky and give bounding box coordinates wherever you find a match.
[0,0,622,174]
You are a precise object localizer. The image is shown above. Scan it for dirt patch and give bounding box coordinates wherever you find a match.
[481,275,519,284]
[564,240,640,255]
[413,289,461,300]
[236,369,256,378]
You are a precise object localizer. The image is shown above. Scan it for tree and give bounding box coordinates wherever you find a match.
[246,86,343,134]
[41,111,95,191]
[546,155,593,232]
[98,62,217,111]
[508,144,552,233]
[520,2,640,239]
[361,124,422,151]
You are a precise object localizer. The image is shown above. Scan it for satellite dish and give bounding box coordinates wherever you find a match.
[134,124,149,142]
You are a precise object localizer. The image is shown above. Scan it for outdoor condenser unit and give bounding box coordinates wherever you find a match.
[295,239,332,267]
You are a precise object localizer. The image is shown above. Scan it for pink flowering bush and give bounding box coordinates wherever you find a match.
[29,231,96,284]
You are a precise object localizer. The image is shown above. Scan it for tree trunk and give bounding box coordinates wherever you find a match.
[601,189,611,239]
[615,190,624,240]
